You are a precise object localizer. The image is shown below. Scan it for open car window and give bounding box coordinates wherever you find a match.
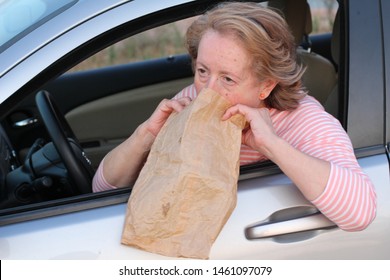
[68,17,196,72]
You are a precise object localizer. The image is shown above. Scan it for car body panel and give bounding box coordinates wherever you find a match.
[0,0,130,77]
[346,0,385,149]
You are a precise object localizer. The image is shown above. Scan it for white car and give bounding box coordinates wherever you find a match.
[0,0,389,261]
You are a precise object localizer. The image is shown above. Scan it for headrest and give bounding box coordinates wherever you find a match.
[268,0,312,46]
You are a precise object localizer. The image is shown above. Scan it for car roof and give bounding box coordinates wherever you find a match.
[0,0,201,77]
[0,0,132,77]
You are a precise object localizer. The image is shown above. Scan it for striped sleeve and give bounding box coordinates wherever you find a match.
[92,157,118,192]
[172,83,198,100]
[312,162,377,231]
[281,96,377,231]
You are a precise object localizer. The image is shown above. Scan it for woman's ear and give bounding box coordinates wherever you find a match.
[258,79,277,100]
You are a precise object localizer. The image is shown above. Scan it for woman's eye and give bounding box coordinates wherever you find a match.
[196,68,209,81]
[223,76,235,85]
[197,68,207,76]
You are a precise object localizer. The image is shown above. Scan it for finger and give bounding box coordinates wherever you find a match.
[177,96,192,106]
[160,97,192,114]
[222,104,250,121]
[174,97,192,111]
[168,100,188,113]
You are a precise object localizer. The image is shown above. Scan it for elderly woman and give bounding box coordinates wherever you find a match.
[93,2,376,231]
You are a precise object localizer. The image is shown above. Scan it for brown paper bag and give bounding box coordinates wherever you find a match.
[121,88,245,259]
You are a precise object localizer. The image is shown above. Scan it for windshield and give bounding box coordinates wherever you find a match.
[0,0,77,53]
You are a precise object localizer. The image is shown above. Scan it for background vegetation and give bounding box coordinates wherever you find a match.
[69,0,337,73]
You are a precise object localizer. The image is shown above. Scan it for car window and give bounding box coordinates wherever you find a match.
[68,17,196,73]
[0,0,77,53]
[307,0,338,34]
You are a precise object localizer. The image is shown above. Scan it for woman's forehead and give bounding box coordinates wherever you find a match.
[197,30,253,73]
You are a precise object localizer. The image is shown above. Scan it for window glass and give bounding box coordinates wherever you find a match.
[308,0,338,34]
[69,17,196,72]
[0,0,77,52]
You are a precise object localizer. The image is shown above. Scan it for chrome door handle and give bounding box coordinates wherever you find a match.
[13,117,38,127]
[245,206,336,240]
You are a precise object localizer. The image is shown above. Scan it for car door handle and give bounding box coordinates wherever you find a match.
[245,206,336,240]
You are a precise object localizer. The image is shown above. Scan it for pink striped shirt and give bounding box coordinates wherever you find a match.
[93,84,376,231]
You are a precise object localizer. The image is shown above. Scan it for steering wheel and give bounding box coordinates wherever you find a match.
[35,90,94,194]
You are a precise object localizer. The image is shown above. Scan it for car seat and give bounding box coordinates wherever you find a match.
[268,0,338,115]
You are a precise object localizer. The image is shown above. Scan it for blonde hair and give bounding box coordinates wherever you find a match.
[185,2,306,110]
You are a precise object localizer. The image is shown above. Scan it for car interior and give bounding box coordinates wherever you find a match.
[0,0,340,212]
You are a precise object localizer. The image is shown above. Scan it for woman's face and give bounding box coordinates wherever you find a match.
[194,30,274,107]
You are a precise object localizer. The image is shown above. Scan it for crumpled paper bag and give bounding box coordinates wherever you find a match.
[121,88,246,259]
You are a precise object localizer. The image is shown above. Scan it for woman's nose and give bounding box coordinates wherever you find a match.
[204,77,220,92]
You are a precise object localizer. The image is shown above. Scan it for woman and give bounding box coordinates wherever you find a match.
[93,2,376,231]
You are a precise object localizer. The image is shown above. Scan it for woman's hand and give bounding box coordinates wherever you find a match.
[222,103,330,201]
[145,97,192,137]
[222,104,277,158]
[99,97,192,188]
